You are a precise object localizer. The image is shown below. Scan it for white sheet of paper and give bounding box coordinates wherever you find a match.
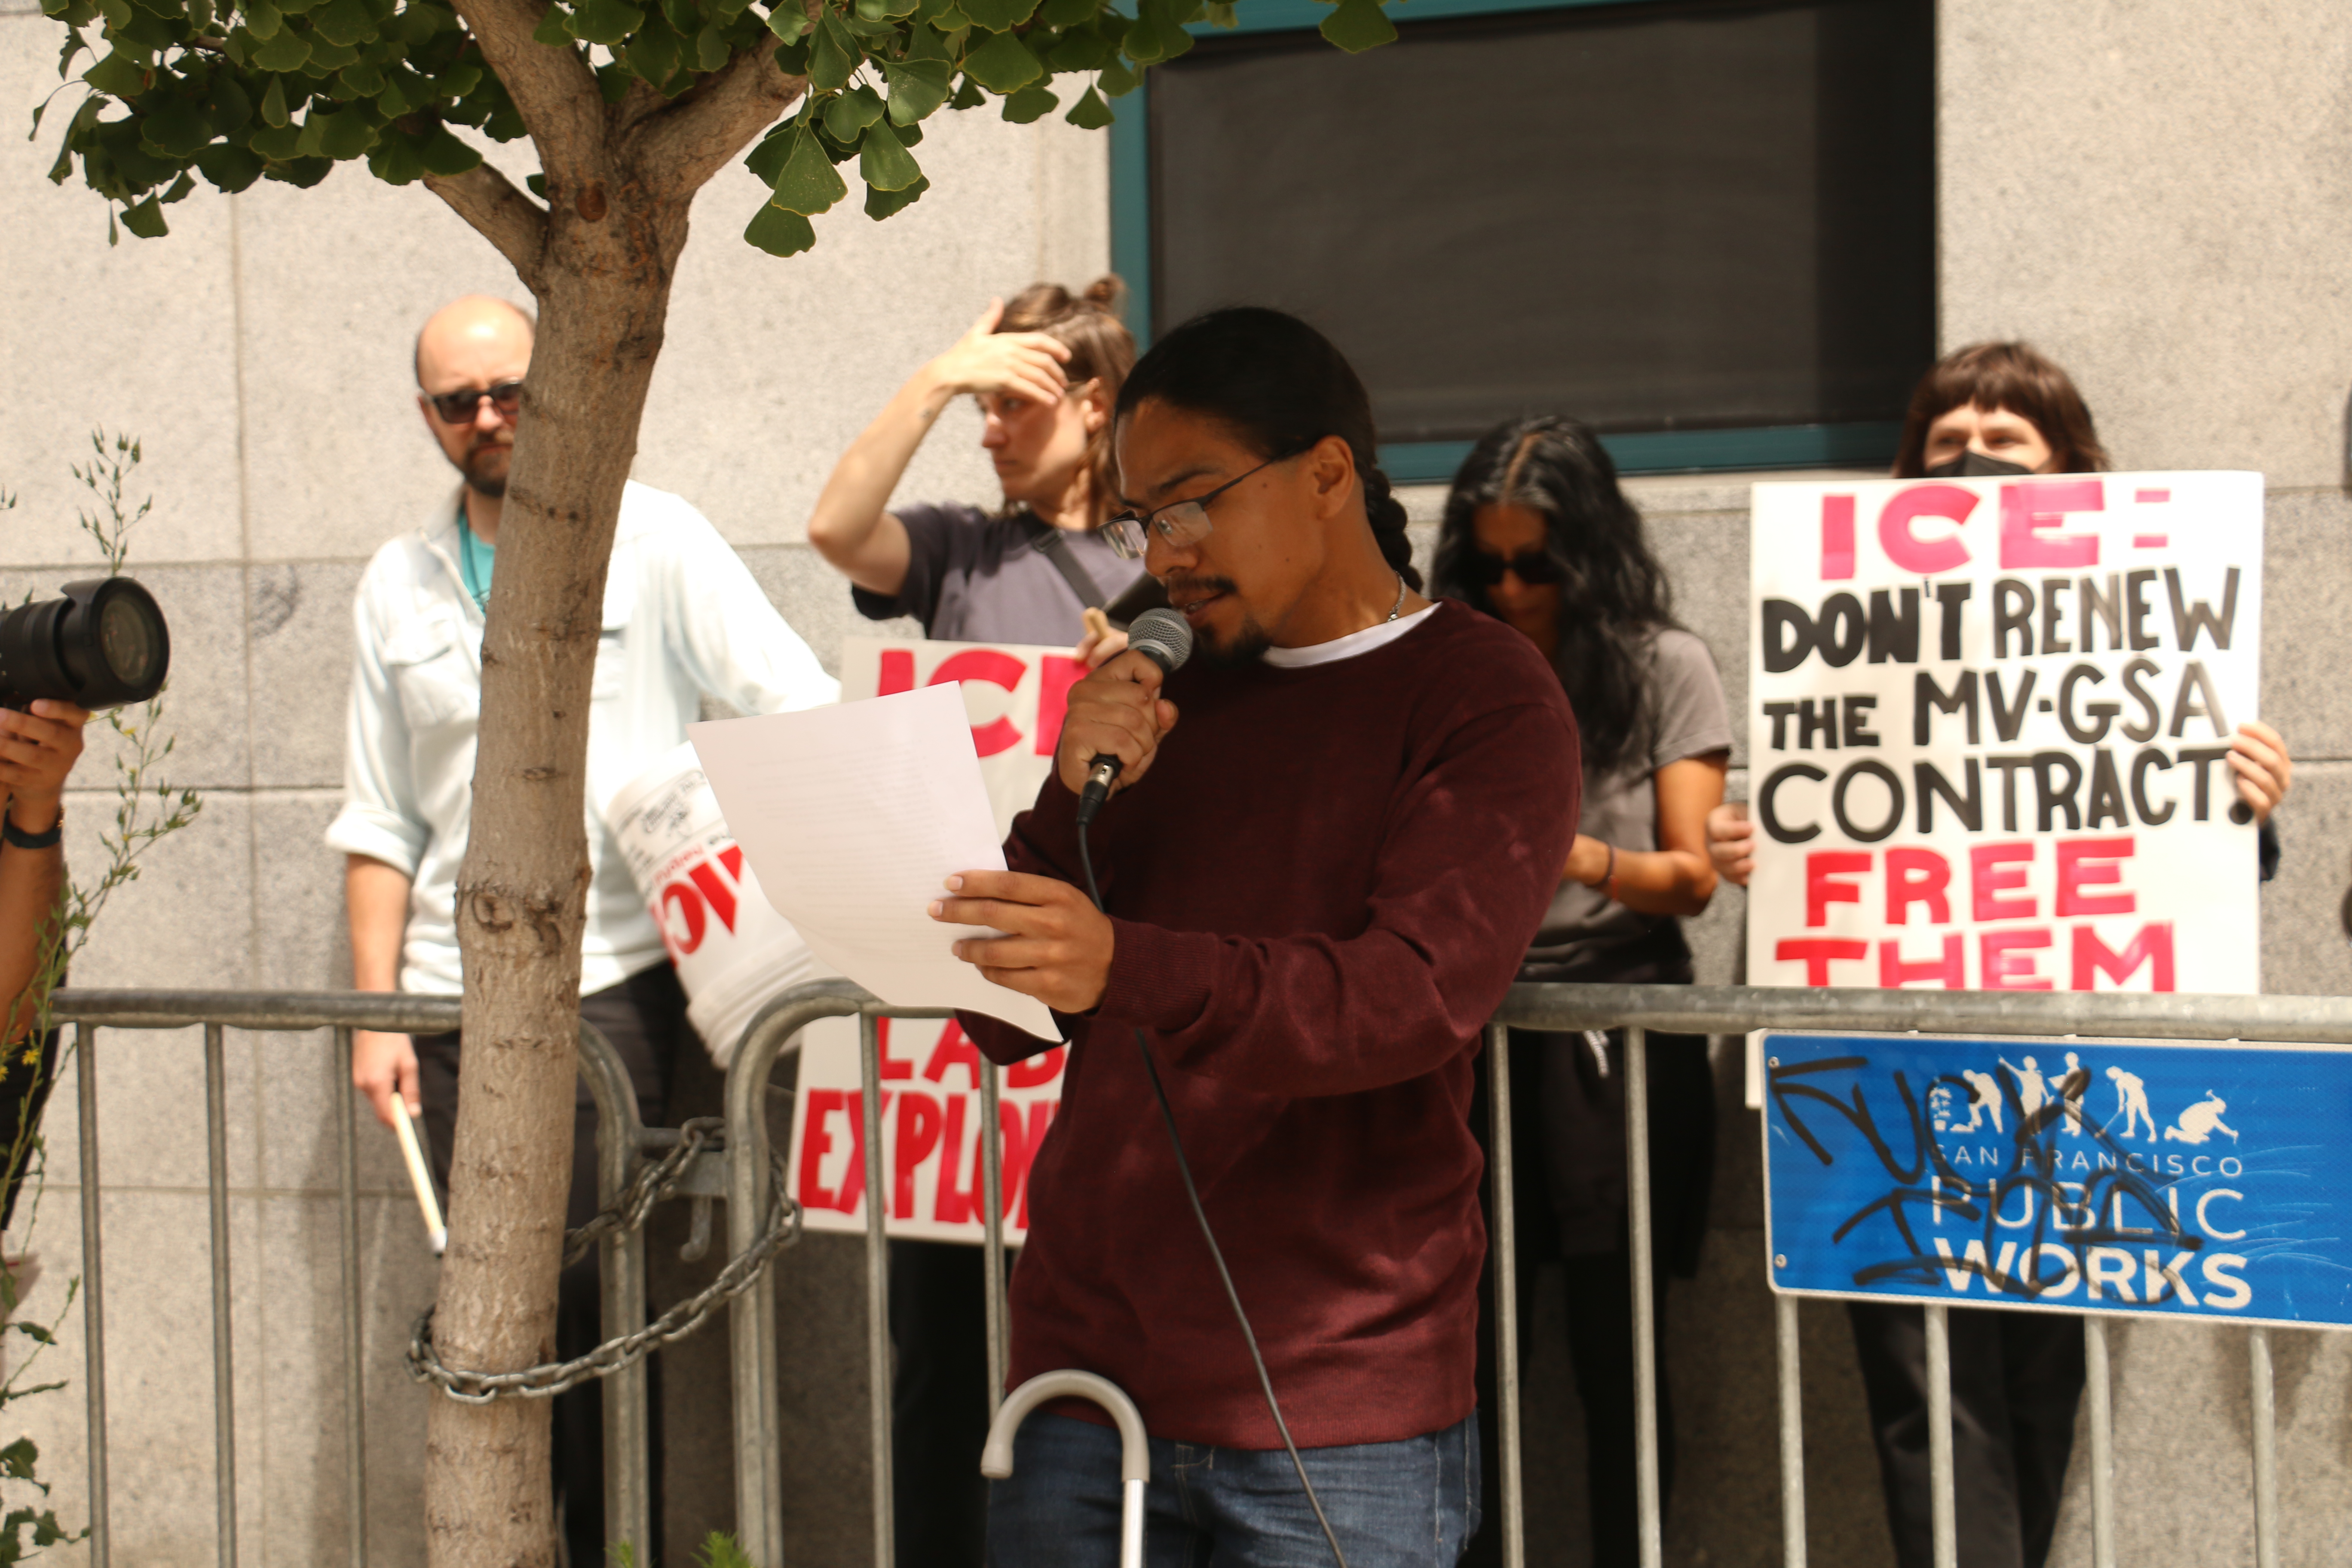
[688,683,1061,1041]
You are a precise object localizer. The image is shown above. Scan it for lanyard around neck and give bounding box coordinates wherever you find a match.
[456,503,491,612]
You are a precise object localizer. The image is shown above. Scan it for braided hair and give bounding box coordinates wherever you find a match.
[1112,307,1422,590]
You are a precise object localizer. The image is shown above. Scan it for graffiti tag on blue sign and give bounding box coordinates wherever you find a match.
[1762,1032,2352,1328]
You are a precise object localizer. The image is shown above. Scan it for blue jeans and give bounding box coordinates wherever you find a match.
[987,1412,1481,1568]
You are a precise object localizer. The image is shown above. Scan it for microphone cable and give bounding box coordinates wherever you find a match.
[1073,821,1351,1568]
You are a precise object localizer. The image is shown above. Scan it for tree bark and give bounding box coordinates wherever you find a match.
[413,6,803,1559]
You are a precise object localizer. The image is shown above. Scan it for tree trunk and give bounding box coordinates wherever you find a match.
[424,178,692,1567]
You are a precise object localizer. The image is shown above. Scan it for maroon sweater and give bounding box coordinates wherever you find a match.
[960,602,1580,1449]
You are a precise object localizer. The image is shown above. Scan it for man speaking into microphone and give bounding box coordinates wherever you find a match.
[928,308,1580,1567]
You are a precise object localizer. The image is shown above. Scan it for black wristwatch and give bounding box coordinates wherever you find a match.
[3,807,62,851]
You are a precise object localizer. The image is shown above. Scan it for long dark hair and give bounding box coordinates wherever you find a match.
[998,276,1136,524]
[1112,307,1421,589]
[1893,341,2109,478]
[1432,416,1675,775]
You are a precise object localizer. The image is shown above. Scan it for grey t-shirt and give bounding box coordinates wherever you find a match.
[852,502,1148,644]
[1522,627,1731,972]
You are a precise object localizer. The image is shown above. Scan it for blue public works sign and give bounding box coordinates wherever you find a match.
[1763,1032,2352,1328]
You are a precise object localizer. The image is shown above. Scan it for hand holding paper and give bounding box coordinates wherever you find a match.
[928,868,1115,1015]
[689,683,1061,1040]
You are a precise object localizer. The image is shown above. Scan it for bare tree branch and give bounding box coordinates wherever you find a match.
[628,38,808,197]
[423,160,553,294]
[448,0,606,180]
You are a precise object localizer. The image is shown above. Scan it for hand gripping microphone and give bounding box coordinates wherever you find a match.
[1075,606,1193,827]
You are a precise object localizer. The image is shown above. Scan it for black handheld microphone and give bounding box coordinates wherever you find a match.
[1075,606,1194,827]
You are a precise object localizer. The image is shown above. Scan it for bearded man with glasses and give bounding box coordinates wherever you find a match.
[327,294,839,1566]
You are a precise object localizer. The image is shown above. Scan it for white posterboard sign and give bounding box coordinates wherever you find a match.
[1746,472,2263,995]
[789,637,1078,1243]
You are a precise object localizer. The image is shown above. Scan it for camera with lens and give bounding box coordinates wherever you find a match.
[0,578,171,713]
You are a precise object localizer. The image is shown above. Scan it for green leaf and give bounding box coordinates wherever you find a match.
[1096,53,1137,96]
[319,104,378,156]
[81,50,150,98]
[960,28,1040,90]
[244,0,283,37]
[1203,0,1234,24]
[264,153,335,185]
[1042,25,1111,70]
[305,37,361,70]
[1036,0,1089,24]
[767,126,846,213]
[623,14,682,83]
[337,58,385,96]
[864,169,925,219]
[770,35,810,73]
[247,122,301,157]
[743,200,815,257]
[193,140,265,190]
[693,22,728,69]
[532,4,574,44]
[858,115,919,189]
[250,27,311,70]
[119,195,168,238]
[259,71,289,125]
[418,126,481,174]
[763,1,809,41]
[882,58,950,124]
[853,0,918,18]
[202,71,255,131]
[807,8,857,89]
[957,0,1035,31]
[162,170,196,202]
[1317,0,1394,53]
[743,123,790,184]
[820,82,884,140]
[568,0,645,45]
[1064,84,1112,128]
[948,70,982,108]
[142,100,212,156]
[309,0,374,46]
[998,83,1054,122]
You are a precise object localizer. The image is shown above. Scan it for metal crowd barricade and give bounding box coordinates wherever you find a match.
[723,978,2352,1568]
[44,989,665,1568]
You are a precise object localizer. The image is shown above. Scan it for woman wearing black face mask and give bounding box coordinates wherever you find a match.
[1709,342,2291,1568]
[1433,416,1730,1568]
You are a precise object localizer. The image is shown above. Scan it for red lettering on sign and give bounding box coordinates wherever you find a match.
[1880,934,1964,989]
[1775,939,1869,986]
[659,882,706,956]
[931,649,1029,757]
[934,1095,982,1225]
[833,1089,894,1215]
[720,843,743,881]
[894,1090,943,1219]
[686,859,738,933]
[1035,655,1087,756]
[2056,836,2136,917]
[1884,848,1951,925]
[922,1020,984,1090]
[795,1089,845,1211]
[1970,842,2037,921]
[878,648,915,695]
[1878,484,1977,574]
[2073,922,2174,991]
[1981,929,2054,990]
[2000,479,2103,570]
[1806,851,1871,928]
[1006,1044,1066,1090]
[1820,494,1856,580]
[876,1017,913,1081]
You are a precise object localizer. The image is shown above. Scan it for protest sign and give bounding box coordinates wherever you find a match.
[1764,1031,2352,1329]
[1746,473,2263,995]
[785,637,1078,1243]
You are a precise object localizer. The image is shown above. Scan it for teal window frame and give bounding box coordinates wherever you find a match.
[1108,0,1911,481]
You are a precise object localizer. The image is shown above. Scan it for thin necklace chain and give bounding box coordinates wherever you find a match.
[1384,573,1407,622]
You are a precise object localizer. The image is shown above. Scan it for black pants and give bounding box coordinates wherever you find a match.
[416,966,687,1568]
[1847,1302,2084,1568]
[1468,1026,1711,1568]
[0,1028,59,1234]
[889,1237,1004,1568]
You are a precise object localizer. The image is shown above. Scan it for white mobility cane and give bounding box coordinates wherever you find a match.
[981,1369,1149,1568]
[389,1098,447,1256]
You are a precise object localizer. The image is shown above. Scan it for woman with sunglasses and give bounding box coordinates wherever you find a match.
[1432,416,1728,1568]
[808,278,1150,647]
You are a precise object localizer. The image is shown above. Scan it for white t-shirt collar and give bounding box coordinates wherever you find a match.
[1260,601,1441,669]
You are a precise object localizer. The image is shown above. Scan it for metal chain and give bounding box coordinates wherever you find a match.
[404,1118,802,1403]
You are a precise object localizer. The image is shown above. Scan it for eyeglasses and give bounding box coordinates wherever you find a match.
[426,380,524,424]
[1461,548,1565,588]
[1102,452,1298,561]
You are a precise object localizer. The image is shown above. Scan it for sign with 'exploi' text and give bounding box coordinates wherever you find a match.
[1764,1033,2352,1327]
[1746,473,2263,995]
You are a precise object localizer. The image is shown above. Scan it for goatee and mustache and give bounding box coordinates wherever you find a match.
[1163,574,1269,667]
[457,436,512,498]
